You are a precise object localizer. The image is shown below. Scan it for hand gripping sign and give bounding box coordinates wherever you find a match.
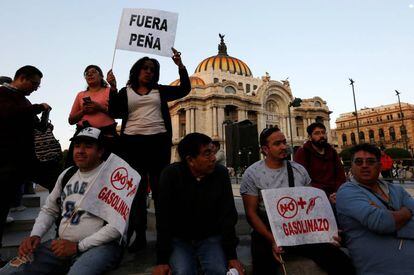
[261,187,338,246]
[80,153,140,236]
[115,8,178,57]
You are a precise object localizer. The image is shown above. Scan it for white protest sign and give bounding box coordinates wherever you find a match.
[261,187,337,246]
[80,153,140,236]
[115,8,178,57]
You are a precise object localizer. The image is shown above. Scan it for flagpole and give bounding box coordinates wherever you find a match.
[111,9,125,70]
[111,47,117,70]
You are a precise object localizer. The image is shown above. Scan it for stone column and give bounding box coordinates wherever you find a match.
[185,109,191,134]
[282,116,287,134]
[287,117,291,139]
[212,107,218,137]
[190,108,196,132]
[257,112,266,132]
[218,107,225,140]
[171,114,179,140]
[303,117,308,137]
[207,106,214,137]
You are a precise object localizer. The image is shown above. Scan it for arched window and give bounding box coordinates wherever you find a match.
[342,133,347,145]
[351,133,356,145]
[359,131,365,143]
[400,125,407,136]
[369,129,375,144]
[379,128,385,142]
[314,101,322,107]
[224,86,236,94]
[246,84,251,93]
[389,127,396,141]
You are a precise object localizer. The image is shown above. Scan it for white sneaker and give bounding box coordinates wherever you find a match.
[10,205,26,212]
[6,216,14,223]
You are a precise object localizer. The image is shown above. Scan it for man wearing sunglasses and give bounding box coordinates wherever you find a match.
[336,143,414,274]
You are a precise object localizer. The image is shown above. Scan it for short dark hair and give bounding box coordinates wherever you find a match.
[128,57,160,90]
[350,143,381,161]
[177,133,212,161]
[14,65,43,80]
[0,76,12,85]
[259,127,281,147]
[84,65,108,89]
[307,122,326,136]
[212,141,220,149]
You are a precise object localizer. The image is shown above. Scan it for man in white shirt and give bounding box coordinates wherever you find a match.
[0,127,122,274]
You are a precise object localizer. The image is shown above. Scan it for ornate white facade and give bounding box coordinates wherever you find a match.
[169,35,332,161]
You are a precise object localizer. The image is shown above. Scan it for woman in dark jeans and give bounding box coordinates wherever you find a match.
[65,65,117,167]
[107,48,191,251]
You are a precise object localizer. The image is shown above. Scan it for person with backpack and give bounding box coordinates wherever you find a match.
[294,122,346,204]
[241,127,354,275]
[0,127,122,274]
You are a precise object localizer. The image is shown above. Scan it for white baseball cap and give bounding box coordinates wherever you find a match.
[70,127,102,143]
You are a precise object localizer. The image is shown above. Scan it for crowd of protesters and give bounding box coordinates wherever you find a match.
[1,51,414,274]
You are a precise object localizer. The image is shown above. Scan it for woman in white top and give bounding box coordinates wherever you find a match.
[107,49,191,251]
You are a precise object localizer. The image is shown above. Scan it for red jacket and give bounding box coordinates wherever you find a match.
[380,153,393,171]
[294,141,346,195]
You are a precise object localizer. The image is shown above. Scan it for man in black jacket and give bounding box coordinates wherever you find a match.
[0,66,49,265]
[153,133,244,275]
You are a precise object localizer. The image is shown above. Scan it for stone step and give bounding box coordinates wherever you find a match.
[5,207,40,233]
[21,194,41,208]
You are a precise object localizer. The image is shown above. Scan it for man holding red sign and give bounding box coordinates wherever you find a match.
[241,127,354,275]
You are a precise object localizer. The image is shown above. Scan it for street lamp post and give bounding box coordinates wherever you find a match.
[288,98,302,156]
[395,90,408,150]
[349,78,360,143]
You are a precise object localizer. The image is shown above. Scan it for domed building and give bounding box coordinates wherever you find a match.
[168,34,332,163]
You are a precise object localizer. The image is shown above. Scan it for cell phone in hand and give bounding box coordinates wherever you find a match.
[83,96,91,103]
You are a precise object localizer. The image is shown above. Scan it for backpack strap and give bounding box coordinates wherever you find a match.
[55,166,78,237]
[61,166,79,190]
[286,161,295,187]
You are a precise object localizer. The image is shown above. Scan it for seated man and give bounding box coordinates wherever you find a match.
[0,127,122,274]
[336,143,414,274]
[241,127,355,275]
[153,133,244,275]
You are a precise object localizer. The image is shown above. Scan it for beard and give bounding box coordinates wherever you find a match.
[312,138,328,149]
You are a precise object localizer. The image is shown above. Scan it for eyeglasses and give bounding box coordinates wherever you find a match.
[353,158,378,166]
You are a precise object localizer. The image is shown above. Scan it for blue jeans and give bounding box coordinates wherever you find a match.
[0,239,122,275]
[169,236,227,275]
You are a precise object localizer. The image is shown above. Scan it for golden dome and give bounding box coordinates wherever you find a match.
[170,76,206,87]
[195,34,252,77]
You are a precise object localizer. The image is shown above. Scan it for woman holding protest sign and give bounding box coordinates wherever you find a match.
[66,65,117,167]
[107,48,191,251]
